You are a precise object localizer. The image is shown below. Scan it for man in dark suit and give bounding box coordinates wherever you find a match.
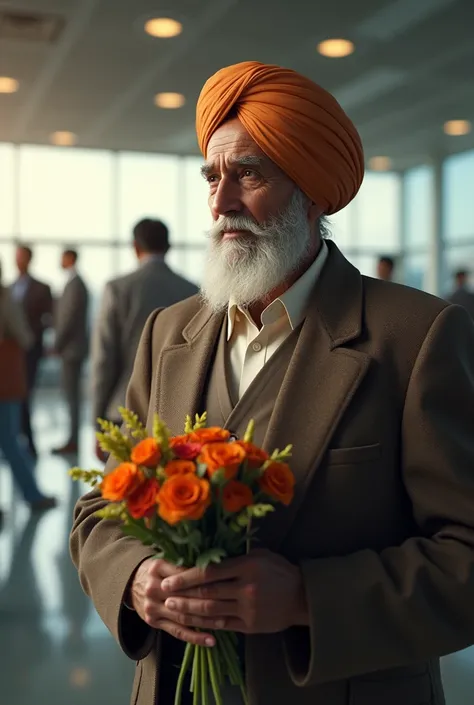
[91,218,198,459]
[447,269,474,319]
[52,249,89,455]
[11,245,53,458]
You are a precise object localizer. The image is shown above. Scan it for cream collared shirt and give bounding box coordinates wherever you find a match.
[227,240,329,400]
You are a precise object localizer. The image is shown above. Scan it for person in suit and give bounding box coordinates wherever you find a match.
[11,245,53,458]
[446,269,474,319]
[376,255,395,282]
[70,62,474,705]
[52,249,89,455]
[90,218,197,459]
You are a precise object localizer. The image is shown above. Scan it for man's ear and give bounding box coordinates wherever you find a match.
[307,201,324,224]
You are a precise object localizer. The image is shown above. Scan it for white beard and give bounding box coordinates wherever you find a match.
[200,188,312,312]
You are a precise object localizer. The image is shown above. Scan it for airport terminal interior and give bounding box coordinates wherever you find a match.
[1,0,474,703]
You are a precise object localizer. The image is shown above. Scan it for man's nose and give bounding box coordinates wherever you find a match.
[211,178,243,218]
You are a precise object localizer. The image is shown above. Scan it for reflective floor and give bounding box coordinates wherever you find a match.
[0,389,473,704]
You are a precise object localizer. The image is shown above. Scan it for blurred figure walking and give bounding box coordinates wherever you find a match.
[52,249,89,455]
[91,218,197,460]
[447,269,474,319]
[0,259,56,513]
[10,245,53,458]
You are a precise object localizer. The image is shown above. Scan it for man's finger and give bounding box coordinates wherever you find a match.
[164,596,238,619]
[147,559,187,580]
[157,620,216,647]
[169,581,241,601]
[161,560,240,592]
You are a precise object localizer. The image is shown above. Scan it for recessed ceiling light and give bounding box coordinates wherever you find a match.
[444,119,471,136]
[368,156,392,171]
[0,76,19,94]
[154,92,185,109]
[50,131,78,146]
[145,17,182,38]
[317,39,355,58]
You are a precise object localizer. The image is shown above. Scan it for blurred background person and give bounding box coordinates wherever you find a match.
[376,255,396,282]
[446,269,474,319]
[52,249,89,455]
[10,244,53,459]
[0,259,56,513]
[91,218,197,460]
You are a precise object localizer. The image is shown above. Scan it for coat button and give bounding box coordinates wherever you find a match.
[229,433,238,442]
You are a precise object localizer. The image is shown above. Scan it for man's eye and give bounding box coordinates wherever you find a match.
[242,169,257,178]
[206,175,218,184]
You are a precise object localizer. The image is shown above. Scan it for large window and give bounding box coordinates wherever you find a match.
[403,166,434,251]
[183,156,211,247]
[443,150,474,242]
[18,146,114,241]
[0,144,15,237]
[117,153,181,243]
[352,171,401,253]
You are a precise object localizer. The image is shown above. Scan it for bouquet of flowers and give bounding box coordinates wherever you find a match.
[70,408,295,705]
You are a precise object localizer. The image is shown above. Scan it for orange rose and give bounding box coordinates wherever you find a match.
[170,436,203,460]
[164,459,197,477]
[130,438,161,468]
[259,462,295,506]
[127,478,160,519]
[198,442,246,479]
[101,462,143,501]
[157,473,211,525]
[222,481,253,513]
[235,441,269,468]
[190,427,231,443]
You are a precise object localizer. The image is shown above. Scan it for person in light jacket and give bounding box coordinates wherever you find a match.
[0,260,56,514]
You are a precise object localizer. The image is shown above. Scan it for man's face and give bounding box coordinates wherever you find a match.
[203,117,296,229]
[456,273,468,288]
[15,247,31,274]
[61,253,71,270]
[377,260,393,281]
[200,118,317,311]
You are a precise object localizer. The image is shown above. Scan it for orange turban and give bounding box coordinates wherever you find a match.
[196,61,364,215]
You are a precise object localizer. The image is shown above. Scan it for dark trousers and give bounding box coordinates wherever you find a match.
[61,358,83,445]
[20,343,43,455]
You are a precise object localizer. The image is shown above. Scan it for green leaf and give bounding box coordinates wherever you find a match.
[243,419,255,443]
[121,523,155,545]
[160,523,191,546]
[196,548,227,569]
[209,468,227,486]
[247,503,275,519]
[236,513,250,528]
[196,463,208,478]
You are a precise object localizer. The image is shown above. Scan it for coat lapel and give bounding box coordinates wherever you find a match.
[257,243,371,551]
[155,307,224,435]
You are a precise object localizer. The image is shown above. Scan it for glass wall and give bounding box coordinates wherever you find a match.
[442,149,474,295]
[0,144,404,295]
[402,165,434,291]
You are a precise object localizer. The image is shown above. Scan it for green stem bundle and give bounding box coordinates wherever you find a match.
[173,631,245,705]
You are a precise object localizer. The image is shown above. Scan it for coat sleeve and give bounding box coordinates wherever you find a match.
[70,310,162,660]
[283,304,474,685]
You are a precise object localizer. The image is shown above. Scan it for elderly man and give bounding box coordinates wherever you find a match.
[71,62,474,705]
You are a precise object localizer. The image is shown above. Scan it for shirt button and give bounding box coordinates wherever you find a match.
[252,342,262,352]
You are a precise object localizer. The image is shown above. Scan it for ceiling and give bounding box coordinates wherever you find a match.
[0,0,473,169]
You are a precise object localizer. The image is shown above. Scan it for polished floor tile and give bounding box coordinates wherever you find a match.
[0,389,473,703]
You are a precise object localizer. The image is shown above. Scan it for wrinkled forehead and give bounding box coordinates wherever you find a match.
[203,117,285,177]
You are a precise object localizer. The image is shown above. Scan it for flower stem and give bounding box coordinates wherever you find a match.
[174,642,194,705]
[200,646,209,705]
[207,647,223,705]
[191,644,199,697]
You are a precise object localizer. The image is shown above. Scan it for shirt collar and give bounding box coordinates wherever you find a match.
[227,239,328,340]
[140,253,165,267]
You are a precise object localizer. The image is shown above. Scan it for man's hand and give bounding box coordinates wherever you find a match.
[160,549,308,634]
[129,558,217,647]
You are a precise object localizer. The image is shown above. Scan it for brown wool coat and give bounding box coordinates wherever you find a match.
[70,242,474,705]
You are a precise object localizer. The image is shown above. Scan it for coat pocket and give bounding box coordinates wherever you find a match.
[327,443,381,466]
